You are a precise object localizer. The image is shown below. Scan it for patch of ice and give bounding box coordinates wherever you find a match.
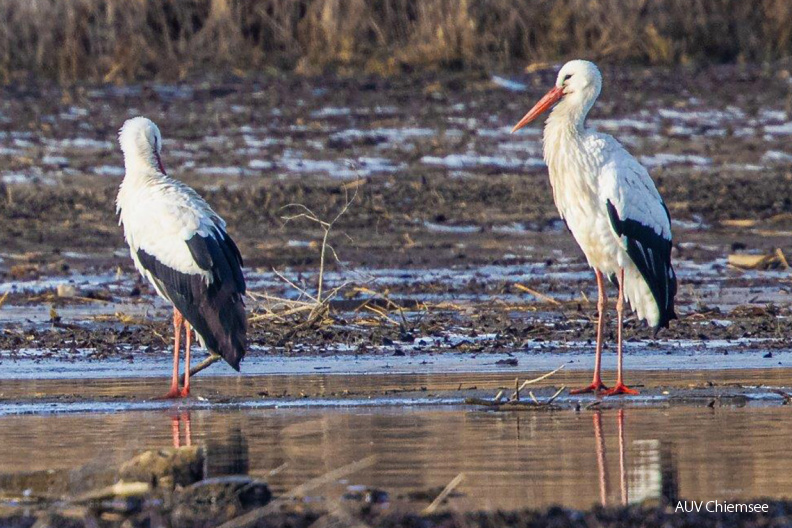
[478,126,539,137]
[243,135,282,148]
[658,108,744,126]
[497,142,542,155]
[194,166,244,176]
[310,107,352,118]
[423,222,480,234]
[330,128,435,143]
[93,166,125,177]
[166,150,196,159]
[249,159,275,170]
[152,85,194,100]
[491,76,527,92]
[672,216,710,230]
[42,155,68,166]
[59,107,89,121]
[1,172,55,185]
[492,222,531,234]
[287,240,312,248]
[357,157,405,172]
[759,109,787,122]
[762,150,792,164]
[447,117,478,127]
[764,122,792,135]
[639,153,712,168]
[591,118,659,132]
[279,150,403,179]
[46,138,113,150]
[667,125,695,136]
[421,154,544,170]
[734,127,756,138]
[719,163,763,172]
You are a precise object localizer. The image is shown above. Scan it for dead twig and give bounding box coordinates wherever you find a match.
[469,365,567,410]
[217,455,377,528]
[182,353,222,382]
[423,473,465,514]
[546,386,566,405]
[516,364,565,391]
[251,187,361,330]
[515,284,561,306]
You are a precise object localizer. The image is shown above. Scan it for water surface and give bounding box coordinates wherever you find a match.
[0,405,788,511]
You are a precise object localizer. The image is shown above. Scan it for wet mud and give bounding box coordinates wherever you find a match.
[0,65,792,366]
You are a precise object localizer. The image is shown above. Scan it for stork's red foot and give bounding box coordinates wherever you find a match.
[601,383,639,396]
[570,381,608,394]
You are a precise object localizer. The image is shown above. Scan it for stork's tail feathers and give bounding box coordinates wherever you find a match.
[193,290,247,371]
[211,297,246,371]
[606,201,677,333]
[621,265,677,334]
[654,291,677,332]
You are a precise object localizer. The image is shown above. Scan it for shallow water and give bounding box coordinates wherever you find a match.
[0,404,790,511]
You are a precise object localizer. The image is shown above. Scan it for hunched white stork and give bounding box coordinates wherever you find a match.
[511,60,677,396]
[117,117,247,398]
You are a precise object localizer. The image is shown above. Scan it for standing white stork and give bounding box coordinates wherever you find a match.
[117,117,247,398]
[511,60,677,396]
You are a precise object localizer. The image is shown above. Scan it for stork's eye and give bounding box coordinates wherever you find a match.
[562,74,572,83]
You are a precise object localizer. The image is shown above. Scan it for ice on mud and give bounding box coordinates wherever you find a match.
[764,122,792,135]
[762,150,792,164]
[420,153,545,170]
[639,153,712,167]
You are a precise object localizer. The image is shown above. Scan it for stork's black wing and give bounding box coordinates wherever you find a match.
[137,228,246,370]
[607,200,677,330]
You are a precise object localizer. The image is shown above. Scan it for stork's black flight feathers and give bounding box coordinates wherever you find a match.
[606,200,677,330]
[137,229,247,370]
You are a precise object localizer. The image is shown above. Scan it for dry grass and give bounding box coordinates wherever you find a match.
[248,185,362,331]
[1,0,792,83]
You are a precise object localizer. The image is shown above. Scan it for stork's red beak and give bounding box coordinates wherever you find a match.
[154,151,167,175]
[511,86,565,133]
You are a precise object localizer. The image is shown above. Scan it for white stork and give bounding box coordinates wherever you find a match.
[117,117,247,398]
[511,60,677,396]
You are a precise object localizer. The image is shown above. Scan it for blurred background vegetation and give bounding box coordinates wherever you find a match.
[1,0,792,84]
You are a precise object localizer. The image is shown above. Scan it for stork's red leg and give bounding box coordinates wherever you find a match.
[182,411,192,446]
[571,270,609,394]
[617,409,628,505]
[593,412,609,506]
[180,322,193,398]
[603,269,639,396]
[171,414,181,448]
[161,309,185,399]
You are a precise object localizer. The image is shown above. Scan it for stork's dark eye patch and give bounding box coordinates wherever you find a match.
[563,74,572,82]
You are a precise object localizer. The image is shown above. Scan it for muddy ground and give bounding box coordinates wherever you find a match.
[0,65,791,362]
[3,61,792,528]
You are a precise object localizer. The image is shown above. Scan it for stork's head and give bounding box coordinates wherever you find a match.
[512,60,602,133]
[118,116,167,175]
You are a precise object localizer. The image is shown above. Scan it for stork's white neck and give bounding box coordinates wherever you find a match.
[541,93,597,169]
[122,149,160,181]
[117,148,165,217]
